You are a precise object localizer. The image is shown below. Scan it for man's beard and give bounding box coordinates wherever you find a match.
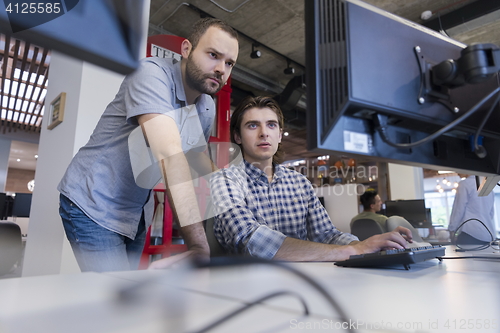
[185,55,223,95]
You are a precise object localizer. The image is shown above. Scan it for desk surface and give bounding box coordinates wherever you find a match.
[0,246,499,333]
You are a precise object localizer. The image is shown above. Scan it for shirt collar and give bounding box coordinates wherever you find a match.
[243,159,284,184]
[172,60,187,104]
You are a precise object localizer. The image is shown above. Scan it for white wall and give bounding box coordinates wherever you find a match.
[315,184,361,233]
[388,163,424,200]
[22,0,149,276]
[22,52,124,276]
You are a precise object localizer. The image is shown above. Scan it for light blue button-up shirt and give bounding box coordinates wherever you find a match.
[58,57,215,239]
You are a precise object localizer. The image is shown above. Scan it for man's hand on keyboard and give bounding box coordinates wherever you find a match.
[350,226,413,255]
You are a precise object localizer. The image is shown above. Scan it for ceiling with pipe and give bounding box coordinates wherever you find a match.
[1,0,500,167]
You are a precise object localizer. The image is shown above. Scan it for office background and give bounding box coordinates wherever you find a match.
[1,0,500,276]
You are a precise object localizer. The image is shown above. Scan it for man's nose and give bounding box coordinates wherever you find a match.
[214,60,225,75]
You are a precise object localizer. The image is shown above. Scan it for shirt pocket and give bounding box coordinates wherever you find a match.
[180,111,207,152]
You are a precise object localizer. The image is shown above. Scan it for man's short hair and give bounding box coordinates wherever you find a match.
[360,190,378,210]
[188,18,238,50]
[230,96,285,164]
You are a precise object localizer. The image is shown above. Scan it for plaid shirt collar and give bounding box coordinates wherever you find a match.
[243,159,284,185]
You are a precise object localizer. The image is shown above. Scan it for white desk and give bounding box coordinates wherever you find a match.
[0,246,499,333]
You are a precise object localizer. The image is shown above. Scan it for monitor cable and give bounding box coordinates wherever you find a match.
[190,290,309,333]
[118,256,357,333]
[373,86,500,153]
[472,90,500,158]
[191,256,356,333]
[450,218,499,252]
[437,255,500,260]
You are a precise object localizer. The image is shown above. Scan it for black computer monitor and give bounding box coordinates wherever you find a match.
[318,196,326,208]
[11,193,32,218]
[385,199,431,228]
[305,0,500,176]
[0,0,147,74]
[0,193,6,220]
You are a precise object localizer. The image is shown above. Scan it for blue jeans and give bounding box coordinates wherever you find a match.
[59,194,146,272]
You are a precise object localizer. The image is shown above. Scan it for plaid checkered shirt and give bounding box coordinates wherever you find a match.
[211,160,358,259]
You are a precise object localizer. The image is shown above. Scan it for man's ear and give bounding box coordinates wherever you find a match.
[234,132,242,145]
[181,39,192,59]
[278,129,283,143]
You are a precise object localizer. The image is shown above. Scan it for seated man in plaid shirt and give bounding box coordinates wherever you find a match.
[210,96,413,261]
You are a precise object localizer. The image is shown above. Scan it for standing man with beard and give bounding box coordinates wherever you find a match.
[58,18,239,272]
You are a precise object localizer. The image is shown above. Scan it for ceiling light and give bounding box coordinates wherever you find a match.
[250,43,261,59]
[421,10,433,20]
[35,154,38,159]
[16,159,21,162]
[284,132,289,136]
[284,59,295,75]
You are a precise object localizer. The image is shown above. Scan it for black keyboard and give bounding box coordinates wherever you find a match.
[334,245,445,270]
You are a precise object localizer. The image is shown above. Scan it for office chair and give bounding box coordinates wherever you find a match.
[385,216,424,242]
[0,222,23,276]
[350,219,385,241]
[204,216,227,257]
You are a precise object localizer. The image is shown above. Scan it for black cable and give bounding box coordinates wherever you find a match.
[194,256,356,333]
[473,90,500,158]
[451,218,496,252]
[374,86,500,149]
[437,14,450,38]
[191,290,309,333]
[438,256,500,260]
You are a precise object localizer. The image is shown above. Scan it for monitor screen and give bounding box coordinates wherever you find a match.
[385,199,431,228]
[318,196,326,208]
[12,193,32,218]
[0,0,147,74]
[0,194,14,220]
[305,0,500,177]
[0,193,6,220]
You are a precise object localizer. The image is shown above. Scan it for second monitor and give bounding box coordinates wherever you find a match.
[385,199,432,228]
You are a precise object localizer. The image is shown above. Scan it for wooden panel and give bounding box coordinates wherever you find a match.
[5,168,34,193]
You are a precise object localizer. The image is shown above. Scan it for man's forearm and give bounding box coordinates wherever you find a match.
[161,155,202,227]
[139,113,210,255]
[180,222,210,255]
[273,237,357,261]
[161,156,210,256]
[185,150,218,177]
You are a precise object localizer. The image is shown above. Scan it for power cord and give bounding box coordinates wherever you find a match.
[438,256,500,260]
[191,290,309,333]
[451,218,499,252]
[373,86,500,151]
[118,256,356,333]
[192,256,356,333]
[472,90,500,158]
